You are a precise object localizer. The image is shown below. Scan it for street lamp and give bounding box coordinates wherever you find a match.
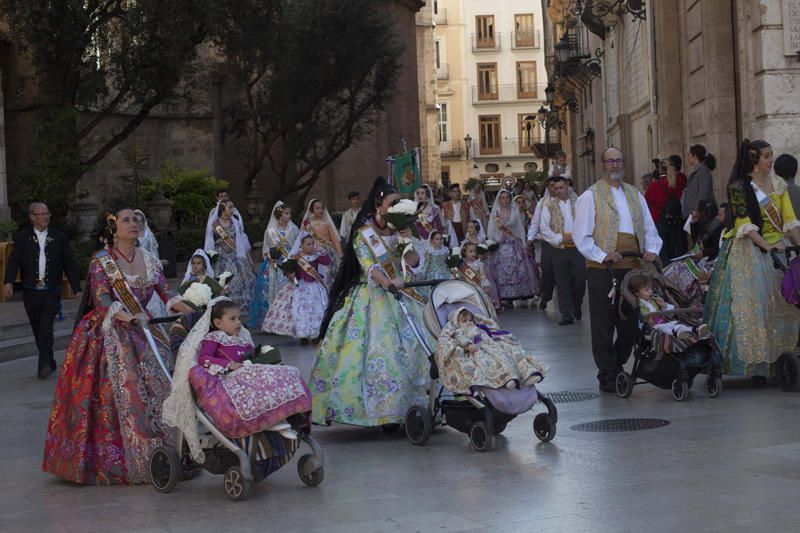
[545,84,556,107]
[554,34,572,63]
[464,133,472,160]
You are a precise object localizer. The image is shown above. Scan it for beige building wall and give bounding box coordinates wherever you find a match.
[416,2,442,185]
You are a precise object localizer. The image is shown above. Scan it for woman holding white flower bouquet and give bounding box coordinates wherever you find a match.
[206,200,256,324]
[487,189,539,303]
[262,201,300,305]
[311,178,432,428]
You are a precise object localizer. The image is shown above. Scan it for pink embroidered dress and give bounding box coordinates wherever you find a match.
[189,330,311,437]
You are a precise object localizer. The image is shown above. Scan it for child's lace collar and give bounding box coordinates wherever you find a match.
[205,329,251,346]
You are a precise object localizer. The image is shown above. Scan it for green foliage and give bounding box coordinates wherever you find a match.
[0,219,18,241]
[72,239,98,280]
[174,228,207,262]
[10,107,83,224]
[464,178,482,191]
[142,161,228,229]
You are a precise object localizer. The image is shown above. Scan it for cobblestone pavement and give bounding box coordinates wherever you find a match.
[3,306,800,532]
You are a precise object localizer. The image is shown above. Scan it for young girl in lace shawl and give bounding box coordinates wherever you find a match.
[459,242,501,311]
[436,307,547,395]
[629,273,709,340]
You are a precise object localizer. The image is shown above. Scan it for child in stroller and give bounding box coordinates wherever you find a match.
[397,279,557,451]
[615,270,722,401]
[437,307,546,393]
[151,297,324,501]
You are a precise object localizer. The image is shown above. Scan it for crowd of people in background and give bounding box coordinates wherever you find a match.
[4,136,800,486]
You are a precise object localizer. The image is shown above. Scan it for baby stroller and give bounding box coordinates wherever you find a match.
[614,264,722,401]
[391,280,558,452]
[140,316,324,501]
[771,247,800,391]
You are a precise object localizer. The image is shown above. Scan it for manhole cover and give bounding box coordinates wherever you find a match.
[547,391,600,404]
[570,418,670,432]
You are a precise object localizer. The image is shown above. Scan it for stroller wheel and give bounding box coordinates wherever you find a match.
[404,405,433,446]
[469,421,495,452]
[149,447,180,493]
[671,379,689,401]
[533,413,557,442]
[297,454,325,487]
[615,372,634,398]
[777,353,800,392]
[705,375,722,398]
[223,466,252,501]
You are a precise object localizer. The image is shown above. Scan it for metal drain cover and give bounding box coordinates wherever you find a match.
[547,391,600,404]
[570,418,670,432]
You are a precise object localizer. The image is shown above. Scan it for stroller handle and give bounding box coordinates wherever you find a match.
[604,251,662,275]
[642,307,704,320]
[770,248,790,272]
[403,280,445,289]
[146,315,183,325]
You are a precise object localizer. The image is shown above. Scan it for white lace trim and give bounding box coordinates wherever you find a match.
[366,263,385,288]
[205,329,253,348]
[736,223,759,239]
[783,220,800,233]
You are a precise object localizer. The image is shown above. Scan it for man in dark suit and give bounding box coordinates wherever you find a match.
[3,202,81,378]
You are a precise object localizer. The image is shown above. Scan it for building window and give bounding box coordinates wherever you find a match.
[475,15,495,48]
[514,14,536,47]
[518,113,539,152]
[435,40,441,69]
[438,103,448,142]
[516,61,537,98]
[433,0,439,15]
[441,166,450,187]
[479,115,502,155]
[477,63,498,100]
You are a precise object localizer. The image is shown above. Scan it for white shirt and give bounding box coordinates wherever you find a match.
[527,197,546,242]
[34,228,48,281]
[548,163,571,180]
[451,200,462,223]
[339,208,359,239]
[573,183,662,264]
[539,199,575,247]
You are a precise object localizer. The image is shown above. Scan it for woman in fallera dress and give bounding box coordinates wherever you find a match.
[310,178,432,427]
[302,199,342,287]
[262,201,300,305]
[206,200,256,324]
[42,209,194,484]
[705,139,800,378]
[487,189,539,303]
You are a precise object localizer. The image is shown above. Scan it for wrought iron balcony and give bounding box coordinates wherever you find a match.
[471,33,501,51]
[439,139,464,159]
[511,30,542,49]
[436,63,449,80]
[471,83,547,104]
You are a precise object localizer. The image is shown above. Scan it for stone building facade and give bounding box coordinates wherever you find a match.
[545,0,800,199]
[0,0,424,222]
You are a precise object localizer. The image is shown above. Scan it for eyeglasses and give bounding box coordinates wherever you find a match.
[32,212,51,217]
[603,158,624,165]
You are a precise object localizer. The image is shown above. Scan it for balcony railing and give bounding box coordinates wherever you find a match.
[434,7,447,25]
[511,30,542,49]
[471,32,501,51]
[471,83,547,104]
[439,139,464,159]
[436,63,449,80]
[475,135,562,157]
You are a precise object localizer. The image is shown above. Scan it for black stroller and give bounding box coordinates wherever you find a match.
[612,256,722,401]
[389,280,558,452]
[140,316,324,501]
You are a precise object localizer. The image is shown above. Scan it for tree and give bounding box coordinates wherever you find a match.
[213,0,402,210]
[2,0,211,216]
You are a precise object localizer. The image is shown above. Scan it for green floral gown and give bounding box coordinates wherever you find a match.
[310,222,433,426]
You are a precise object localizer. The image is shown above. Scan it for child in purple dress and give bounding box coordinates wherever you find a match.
[188,300,311,439]
[262,233,331,342]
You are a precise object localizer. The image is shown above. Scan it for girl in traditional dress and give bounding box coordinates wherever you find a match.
[468,182,490,229]
[302,199,342,287]
[421,230,452,281]
[163,298,311,471]
[262,233,332,343]
[705,140,800,378]
[206,200,256,324]
[514,195,533,230]
[459,242,501,311]
[43,209,194,484]
[179,249,224,307]
[487,189,539,303]
[463,219,487,245]
[436,307,546,394]
[414,185,445,239]
[311,178,432,427]
[262,201,300,305]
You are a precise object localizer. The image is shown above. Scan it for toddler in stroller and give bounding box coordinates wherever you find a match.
[615,271,722,401]
[151,297,324,501]
[397,279,557,452]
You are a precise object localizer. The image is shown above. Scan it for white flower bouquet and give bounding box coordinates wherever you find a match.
[446,247,462,269]
[183,282,213,310]
[484,239,499,252]
[217,271,233,288]
[386,199,421,238]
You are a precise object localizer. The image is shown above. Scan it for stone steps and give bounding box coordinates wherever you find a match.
[0,300,79,364]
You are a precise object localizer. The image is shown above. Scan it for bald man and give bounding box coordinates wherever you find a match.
[4,202,81,379]
[572,148,662,393]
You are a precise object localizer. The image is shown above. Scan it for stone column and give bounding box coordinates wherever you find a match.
[0,67,11,221]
